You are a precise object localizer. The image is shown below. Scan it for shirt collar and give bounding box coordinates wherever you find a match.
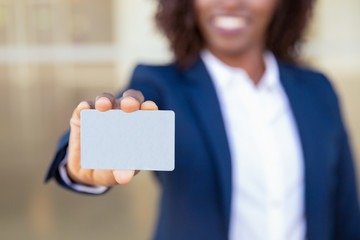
[200,49,280,91]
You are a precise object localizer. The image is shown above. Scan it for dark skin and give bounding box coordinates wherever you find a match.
[195,0,280,85]
[67,0,281,186]
[67,90,157,186]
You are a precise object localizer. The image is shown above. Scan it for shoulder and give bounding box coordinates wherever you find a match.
[125,62,182,106]
[278,61,344,127]
[131,62,181,83]
[278,61,339,103]
[279,61,332,87]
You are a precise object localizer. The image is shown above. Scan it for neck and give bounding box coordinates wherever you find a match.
[208,47,266,86]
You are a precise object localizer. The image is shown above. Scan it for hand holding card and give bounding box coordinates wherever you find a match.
[66,90,164,187]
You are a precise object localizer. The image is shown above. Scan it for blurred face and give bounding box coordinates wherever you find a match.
[194,0,279,57]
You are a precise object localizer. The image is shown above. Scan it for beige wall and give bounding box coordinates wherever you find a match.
[0,0,359,239]
[304,0,360,172]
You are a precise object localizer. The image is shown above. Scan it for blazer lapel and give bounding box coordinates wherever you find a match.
[181,58,324,237]
[183,58,232,232]
[278,61,326,240]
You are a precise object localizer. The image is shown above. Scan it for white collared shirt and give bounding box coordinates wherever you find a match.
[201,50,306,240]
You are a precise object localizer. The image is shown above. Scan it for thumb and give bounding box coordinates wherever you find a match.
[112,170,135,184]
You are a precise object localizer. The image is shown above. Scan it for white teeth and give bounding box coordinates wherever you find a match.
[213,16,246,30]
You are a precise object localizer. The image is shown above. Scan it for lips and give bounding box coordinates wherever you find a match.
[212,15,247,33]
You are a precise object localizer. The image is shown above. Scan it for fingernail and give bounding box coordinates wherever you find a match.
[78,101,89,109]
[97,97,111,105]
[121,96,139,105]
[114,170,134,184]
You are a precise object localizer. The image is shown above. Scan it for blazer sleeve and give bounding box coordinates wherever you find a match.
[334,127,360,239]
[43,64,163,194]
[329,80,360,238]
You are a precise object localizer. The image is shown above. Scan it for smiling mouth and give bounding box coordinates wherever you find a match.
[213,16,247,32]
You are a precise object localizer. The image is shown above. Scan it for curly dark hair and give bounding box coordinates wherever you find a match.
[155,0,315,69]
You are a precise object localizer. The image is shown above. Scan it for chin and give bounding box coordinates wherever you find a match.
[211,39,251,57]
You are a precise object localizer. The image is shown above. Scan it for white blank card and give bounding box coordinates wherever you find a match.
[80,110,175,171]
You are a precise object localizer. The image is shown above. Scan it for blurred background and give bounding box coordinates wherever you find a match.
[0,0,359,239]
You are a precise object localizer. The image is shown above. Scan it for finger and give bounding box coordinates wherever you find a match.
[72,100,94,123]
[120,96,141,113]
[112,170,135,184]
[140,100,158,110]
[115,98,121,109]
[122,89,145,104]
[95,93,116,112]
[96,92,116,105]
[91,169,118,186]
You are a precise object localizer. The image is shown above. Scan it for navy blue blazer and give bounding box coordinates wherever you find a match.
[45,57,360,240]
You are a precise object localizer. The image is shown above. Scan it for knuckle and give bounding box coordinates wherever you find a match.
[103,92,115,99]
[96,93,115,107]
[78,169,93,184]
[123,89,134,95]
[96,92,112,100]
[123,89,144,103]
[70,116,77,124]
[86,100,95,109]
[123,89,139,96]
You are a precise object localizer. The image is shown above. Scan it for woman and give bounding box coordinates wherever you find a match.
[45,0,360,239]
